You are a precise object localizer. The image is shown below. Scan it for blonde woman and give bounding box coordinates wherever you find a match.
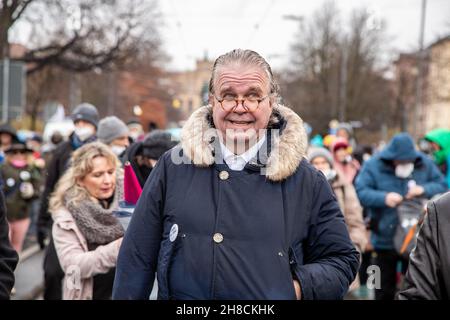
[49,142,124,300]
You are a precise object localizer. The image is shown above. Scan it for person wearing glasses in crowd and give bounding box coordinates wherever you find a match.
[113,49,359,300]
[0,142,42,253]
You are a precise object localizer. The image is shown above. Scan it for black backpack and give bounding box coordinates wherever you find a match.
[393,198,427,260]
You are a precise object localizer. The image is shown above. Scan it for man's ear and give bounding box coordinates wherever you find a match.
[208,94,214,106]
[269,95,276,108]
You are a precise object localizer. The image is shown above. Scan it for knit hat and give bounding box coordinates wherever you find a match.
[97,116,129,145]
[331,137,349,153]
[142,130,177,159]
[71,103,99,128]
[307,147,334,166]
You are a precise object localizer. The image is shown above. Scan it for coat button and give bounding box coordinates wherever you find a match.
[219,171,229,180]
[213,233,224,243]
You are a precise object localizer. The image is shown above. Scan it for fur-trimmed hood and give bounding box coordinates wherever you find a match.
[180,104,308,181]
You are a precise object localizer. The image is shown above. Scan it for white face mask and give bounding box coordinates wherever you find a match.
[321,168,337,181]
[129,132,140,141]
[74,127,95,141]
[111,145,126,156]
[395,163,414,178]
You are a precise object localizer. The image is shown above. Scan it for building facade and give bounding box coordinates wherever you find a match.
[168,57,214,119]
[394,36,450,136]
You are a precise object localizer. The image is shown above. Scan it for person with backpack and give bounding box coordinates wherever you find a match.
[355,132,447,300]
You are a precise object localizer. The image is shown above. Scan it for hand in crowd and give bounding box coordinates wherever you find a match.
[293,280,301,300]
[385,192,403,208]
[405,185,425,200]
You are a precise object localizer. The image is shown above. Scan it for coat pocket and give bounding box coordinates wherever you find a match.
[289,244,304,267]
[276,249,297,300]
[289,243,304,295]
[156,224,182,300]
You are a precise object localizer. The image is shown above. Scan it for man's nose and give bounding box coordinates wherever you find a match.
[233,100,247,113]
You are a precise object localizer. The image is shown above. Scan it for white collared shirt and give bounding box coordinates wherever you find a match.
[219,136,266,171]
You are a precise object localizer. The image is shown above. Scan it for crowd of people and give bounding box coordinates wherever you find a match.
[0,48,449,300]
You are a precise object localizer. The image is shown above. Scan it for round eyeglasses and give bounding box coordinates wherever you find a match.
[214,95,270,112]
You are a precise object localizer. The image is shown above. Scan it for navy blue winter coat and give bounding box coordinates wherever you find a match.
[113,105,360,300]
[355,133,447,250]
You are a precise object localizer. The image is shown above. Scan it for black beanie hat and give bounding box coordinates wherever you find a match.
[71,103,99,128]
[142,130,177,160]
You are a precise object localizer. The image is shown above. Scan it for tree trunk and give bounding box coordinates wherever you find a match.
[0,7,12,60]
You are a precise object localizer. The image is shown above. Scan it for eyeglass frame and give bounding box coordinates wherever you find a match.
[213,94,271,112]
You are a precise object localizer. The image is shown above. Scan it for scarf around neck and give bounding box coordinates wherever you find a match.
[63,179,124,246]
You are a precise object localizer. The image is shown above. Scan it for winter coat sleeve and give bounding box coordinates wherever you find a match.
[294,174,360,300]
[343,183,368,253]
[420,159,448,198]
[112,156,166,300]
[52,218,122,279]
[355,161,387,208]
[397,198,443,300]
[0,189,19,300]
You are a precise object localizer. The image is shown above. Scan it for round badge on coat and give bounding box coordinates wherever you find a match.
[20,171,31,181]
[169,224,179,242]
[6,178,15,187]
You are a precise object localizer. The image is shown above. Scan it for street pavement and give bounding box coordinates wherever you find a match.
[11,242,159,300]
[12,245,44,300]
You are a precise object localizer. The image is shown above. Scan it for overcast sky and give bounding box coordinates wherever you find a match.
[158,0,450,71]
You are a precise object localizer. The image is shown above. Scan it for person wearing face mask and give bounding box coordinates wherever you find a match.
[355,132,447,300]
[97,116,130,159]
[0,142,42,253]
[308,147,367,295]
[37,102,99,300]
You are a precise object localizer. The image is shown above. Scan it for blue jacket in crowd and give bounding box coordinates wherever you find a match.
[113,105,359,300]
[355,133,447,250]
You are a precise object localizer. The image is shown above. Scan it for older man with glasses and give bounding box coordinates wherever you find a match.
[113,49,359,300]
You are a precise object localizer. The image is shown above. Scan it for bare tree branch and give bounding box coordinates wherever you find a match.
[11,0,34,23]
